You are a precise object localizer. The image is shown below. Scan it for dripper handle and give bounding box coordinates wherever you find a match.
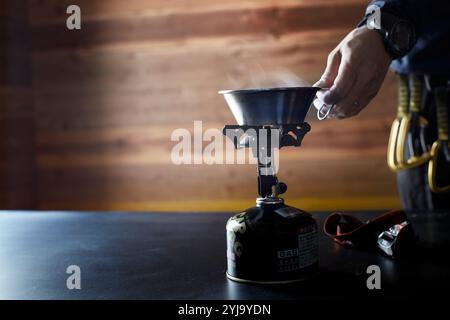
[316,87,334,121]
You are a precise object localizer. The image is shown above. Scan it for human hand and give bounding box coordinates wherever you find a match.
[313,26,392,119]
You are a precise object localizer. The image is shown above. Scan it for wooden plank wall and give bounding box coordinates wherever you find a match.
[0,0,36,209]
[3,0,401,211]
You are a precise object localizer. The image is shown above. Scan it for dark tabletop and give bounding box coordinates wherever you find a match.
[0,210,449,300]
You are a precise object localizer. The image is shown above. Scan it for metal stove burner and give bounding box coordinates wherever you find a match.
[223,123,310,198]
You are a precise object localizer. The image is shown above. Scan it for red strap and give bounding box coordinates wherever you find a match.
[323,210,408,247]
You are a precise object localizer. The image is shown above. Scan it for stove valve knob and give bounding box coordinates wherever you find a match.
[273,182,287,196]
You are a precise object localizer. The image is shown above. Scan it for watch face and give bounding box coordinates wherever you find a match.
[391,22,414,55]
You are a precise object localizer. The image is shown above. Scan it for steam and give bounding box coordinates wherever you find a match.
[227,65,310,90]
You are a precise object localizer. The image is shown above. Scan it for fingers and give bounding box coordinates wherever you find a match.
[330,60,387,119]
[313,27,392,120]
[315,75,364,120]
[313,47,357,118]
[313,50,341,114]
[330,77,374,119]
[313,49,341,88]
[322,56,357,106]
[313,52,357,117]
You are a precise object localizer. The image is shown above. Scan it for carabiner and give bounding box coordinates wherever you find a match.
[387,75,409,172]
[387,118,402,171]
[428,141,450,193]
[395,115,431,169]
[390,75,431,171]
[428,87,450,193]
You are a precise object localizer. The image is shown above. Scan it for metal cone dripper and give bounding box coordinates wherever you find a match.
[219,87,320,284]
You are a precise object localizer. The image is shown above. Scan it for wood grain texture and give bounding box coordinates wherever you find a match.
[28,0,365,26]
[2,0,401,211]
[31,2,365,50]
[0,1,36,209]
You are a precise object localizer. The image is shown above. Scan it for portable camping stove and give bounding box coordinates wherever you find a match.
[219,87,320,284]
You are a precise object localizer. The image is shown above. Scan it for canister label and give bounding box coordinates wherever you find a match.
[277,225,318,273]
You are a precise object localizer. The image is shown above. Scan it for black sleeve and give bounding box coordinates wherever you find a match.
[362,0,419,26]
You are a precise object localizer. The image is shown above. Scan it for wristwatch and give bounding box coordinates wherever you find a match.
[360,6,416,59]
